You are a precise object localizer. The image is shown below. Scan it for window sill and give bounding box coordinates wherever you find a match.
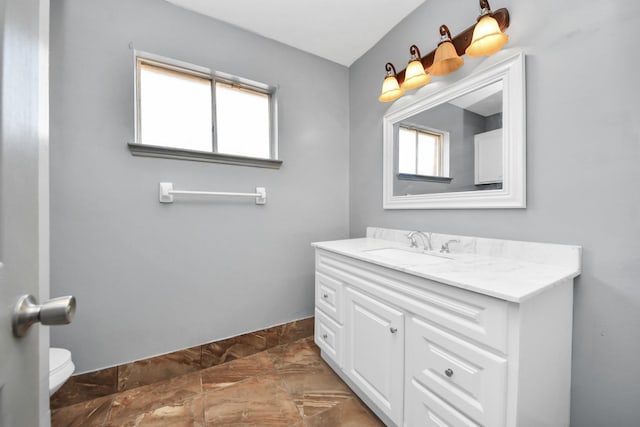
[397,173,453,183]
[127,143,283,169]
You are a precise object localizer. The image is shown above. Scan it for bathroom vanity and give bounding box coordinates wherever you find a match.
[312,227,581,427]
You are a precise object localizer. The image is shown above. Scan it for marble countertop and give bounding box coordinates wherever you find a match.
[312,236,581,303]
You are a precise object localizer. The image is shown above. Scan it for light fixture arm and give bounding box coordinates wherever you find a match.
[409,44,422,61]
[479,0,492,17]
[385,62,398,76]
[393,7,509,86]
[439,25,453,44]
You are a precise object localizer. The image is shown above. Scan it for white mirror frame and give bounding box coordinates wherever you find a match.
[383,51,526,209]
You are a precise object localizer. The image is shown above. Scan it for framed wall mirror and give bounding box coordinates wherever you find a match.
[382,51,525,209]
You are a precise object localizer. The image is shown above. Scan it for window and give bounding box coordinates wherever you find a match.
[215,82,270,159]
[138,61,213,152]
[131,54,280,169]
[398,126,449,177]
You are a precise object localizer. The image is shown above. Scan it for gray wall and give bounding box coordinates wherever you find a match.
[350,0,640,425]
[485,112,502,132]
[50,0,349,372]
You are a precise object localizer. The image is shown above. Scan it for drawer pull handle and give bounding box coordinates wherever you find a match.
[445,368,454,377]
[322,333,328,339]
[389,327,398,334]
[323,293,329,299]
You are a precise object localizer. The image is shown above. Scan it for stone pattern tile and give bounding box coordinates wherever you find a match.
[203,374,300,425]
[51,317,314,409]
[108,372,202,423]
[50,395,114,427]
[117,346,202,392]
[269,339,353,418]
[201,317,314,368]
[51,337,384,427]
[303,397,385,427]
[201,351,275,392]
[50,367,118,410]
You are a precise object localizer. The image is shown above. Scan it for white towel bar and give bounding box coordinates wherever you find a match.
[159,182,266,205]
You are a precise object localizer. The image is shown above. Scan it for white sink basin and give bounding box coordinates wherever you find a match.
[363,247,452,265]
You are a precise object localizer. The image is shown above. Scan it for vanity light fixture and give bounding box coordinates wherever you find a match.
[466,0,509,57]
[378,63,404,102]
[378,0,509,102]
[430,25,464,76]
[401,45,431,90]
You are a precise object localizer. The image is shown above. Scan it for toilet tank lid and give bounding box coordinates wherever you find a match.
[50,348,72,373]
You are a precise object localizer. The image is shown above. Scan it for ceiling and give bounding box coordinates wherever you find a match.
[164,0,428,66]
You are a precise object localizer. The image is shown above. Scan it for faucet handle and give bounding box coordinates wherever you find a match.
[440,239,461,253]
[406,232,419,248]
[407,231,433,251]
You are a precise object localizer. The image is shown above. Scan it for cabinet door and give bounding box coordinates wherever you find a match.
[474,129,503,184]
[344,286,404,425]
[405,315,507,427]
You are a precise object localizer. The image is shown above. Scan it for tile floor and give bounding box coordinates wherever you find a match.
[51,337,384,426]
[51,318,316,410]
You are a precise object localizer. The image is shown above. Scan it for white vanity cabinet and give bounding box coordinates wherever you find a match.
[313,241,578,427]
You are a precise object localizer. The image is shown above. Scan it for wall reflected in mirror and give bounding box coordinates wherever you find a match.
[393,80,503,196]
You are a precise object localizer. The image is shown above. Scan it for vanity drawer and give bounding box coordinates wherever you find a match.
[315,308,343,367]
[405,281,510,354]
[315,272,343,323]
[405,377,480,427]
[406,315,507,426]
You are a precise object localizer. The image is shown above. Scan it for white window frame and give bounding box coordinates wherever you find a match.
[397,124,450,178]
[129,51,281,169]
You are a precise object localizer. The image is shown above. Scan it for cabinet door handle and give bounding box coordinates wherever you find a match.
[322,333,328,339]
[389,327,398,334]
[445,368,454,377]
[322,293,329,299]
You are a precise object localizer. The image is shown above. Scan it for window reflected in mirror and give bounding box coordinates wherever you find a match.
[398,126,449,177]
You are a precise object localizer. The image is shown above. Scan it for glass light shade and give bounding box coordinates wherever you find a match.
[379,75,404,102]
[401,60,431,90]
[430,41,464,76]
[466,15,509,57]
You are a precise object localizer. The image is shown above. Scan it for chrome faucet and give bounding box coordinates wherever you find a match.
[406,231,433,251]
[440,239,460,253]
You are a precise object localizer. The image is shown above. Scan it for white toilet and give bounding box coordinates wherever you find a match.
[49,348,75,396]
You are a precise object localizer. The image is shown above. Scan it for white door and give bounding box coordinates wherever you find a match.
[0,0,51,426]
[344,286,404,425]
